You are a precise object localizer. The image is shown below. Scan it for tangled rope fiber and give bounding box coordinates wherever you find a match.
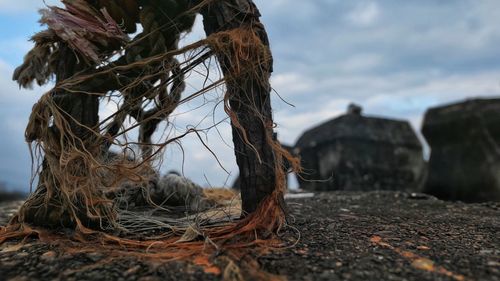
[2,0,302,279]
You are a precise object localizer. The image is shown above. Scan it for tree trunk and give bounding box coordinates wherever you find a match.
[54,45,99,141]
[20,44,99,226]
[199,0,279,214]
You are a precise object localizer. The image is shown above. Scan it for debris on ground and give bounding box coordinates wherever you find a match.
[1,191,498,281]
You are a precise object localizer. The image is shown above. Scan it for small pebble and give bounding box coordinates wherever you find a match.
[16,252,29,258]
[40,251,57,262]
[488,261,500,267]
[125,265,142,276]
[7,276,30,281]
[87,252,105,262]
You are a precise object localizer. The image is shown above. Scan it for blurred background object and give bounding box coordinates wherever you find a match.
[422,98,500,202]
[294,104,426,192]
[0,182,26,203]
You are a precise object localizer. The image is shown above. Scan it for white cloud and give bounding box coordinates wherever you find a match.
[0,59,47,190]
[336,53,383,73]
[0,0,60,12]
[271,73,314,96]
[272,69,500,148]
[3,0,500,191]
[275,98,351,143]
[346,1,380,26]
[258,0,319,21]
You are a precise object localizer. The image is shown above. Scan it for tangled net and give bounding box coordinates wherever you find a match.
[1,0,301,277]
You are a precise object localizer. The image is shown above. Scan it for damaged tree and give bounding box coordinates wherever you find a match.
[11,0,286,229]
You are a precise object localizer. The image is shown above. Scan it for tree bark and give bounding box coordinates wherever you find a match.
[54,44,99,141]
[21,44,99,226]
[199,0,279,214]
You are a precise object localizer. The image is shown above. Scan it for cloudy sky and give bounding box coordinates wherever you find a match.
[1,0,500,192]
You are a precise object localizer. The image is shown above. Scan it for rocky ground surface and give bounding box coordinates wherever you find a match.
[0,191,499,281]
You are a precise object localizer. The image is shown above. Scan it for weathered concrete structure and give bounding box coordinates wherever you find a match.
[422,98,500,202]
[295,105,425,191]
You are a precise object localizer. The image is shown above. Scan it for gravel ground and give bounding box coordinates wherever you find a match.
[0,191,498,281]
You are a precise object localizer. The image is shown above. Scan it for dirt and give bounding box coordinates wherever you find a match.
[1,191,499,281]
